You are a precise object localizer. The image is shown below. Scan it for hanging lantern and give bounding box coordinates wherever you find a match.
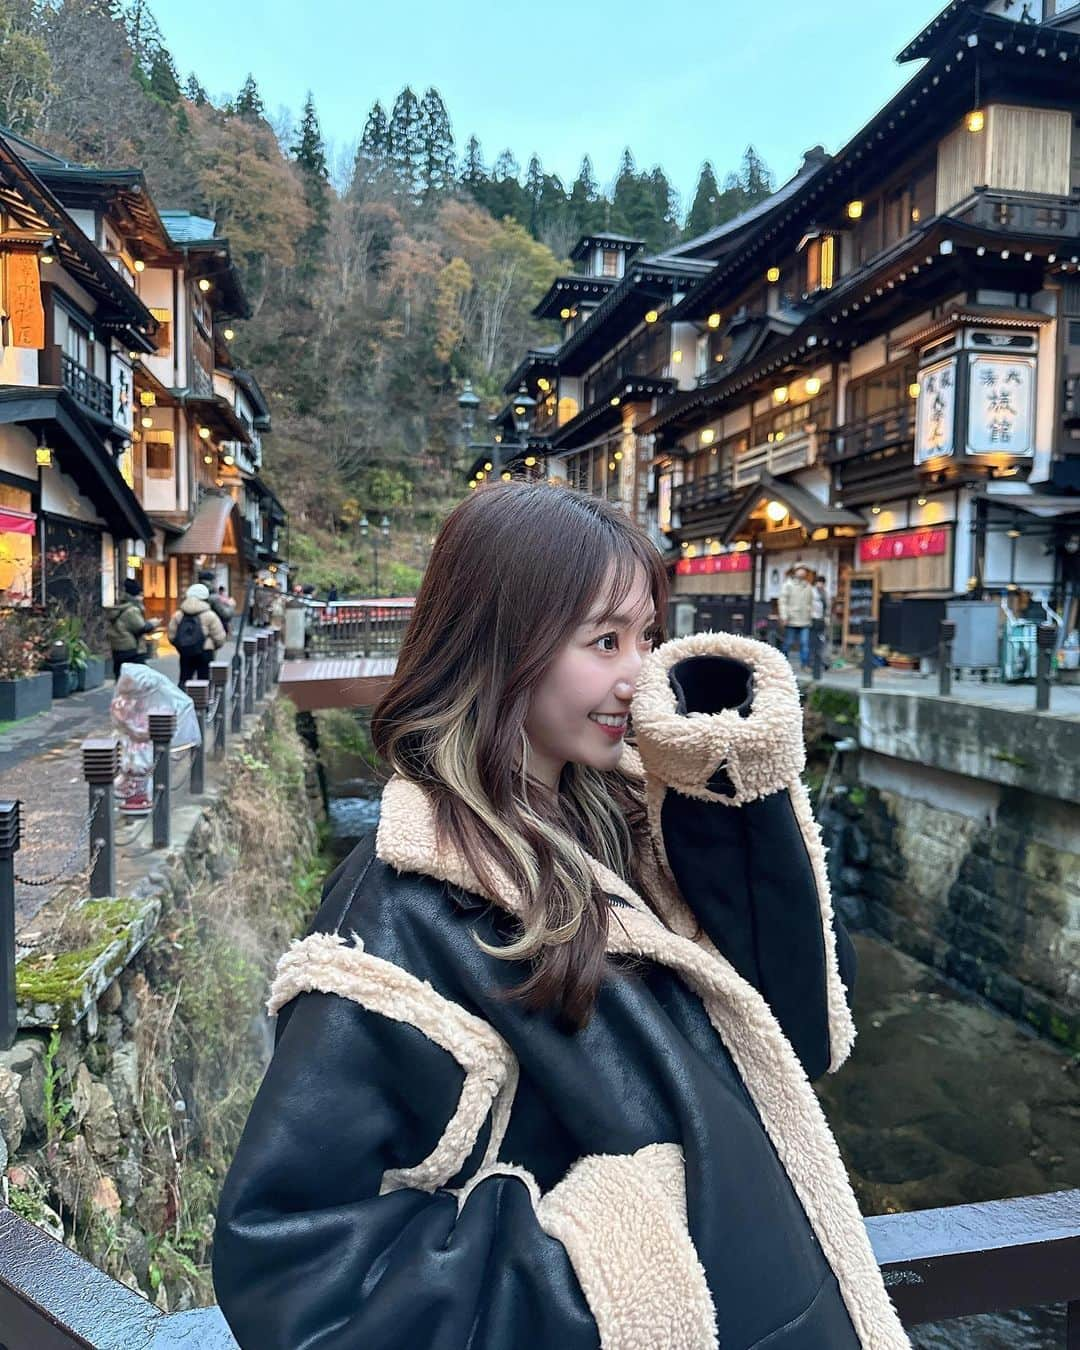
[966,109,985,134]
[765,500,788,523]
[766,266,781,284]
[846,200,864,220]
[804,376,822,397]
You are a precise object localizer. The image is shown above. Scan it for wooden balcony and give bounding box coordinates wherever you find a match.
[672,467,735,515]
[39,346,113,422]
[954,189,1080,240]
[733,426,818,489]
[824,404,915,464]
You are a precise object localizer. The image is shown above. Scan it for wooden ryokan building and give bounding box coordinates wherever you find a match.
[490,0,1080,650]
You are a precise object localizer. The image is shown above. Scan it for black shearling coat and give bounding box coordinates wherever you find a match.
[212,633,911,1350]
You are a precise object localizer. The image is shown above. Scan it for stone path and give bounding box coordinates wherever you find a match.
[1,645,239,931]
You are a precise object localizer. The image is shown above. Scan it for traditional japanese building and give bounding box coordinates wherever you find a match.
[0,132,288,628]
[641,0,1080,642]
[495,0,1080,650]
[0,130,153,613]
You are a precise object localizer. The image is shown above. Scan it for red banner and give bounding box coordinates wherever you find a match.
[0,508,36,536]
[675,553,752,576]
[858,527,947,565]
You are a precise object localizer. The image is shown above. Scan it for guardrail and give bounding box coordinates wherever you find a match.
[1,1186,1077,1346]
[306,601,413,658]
[0,628,282,1050]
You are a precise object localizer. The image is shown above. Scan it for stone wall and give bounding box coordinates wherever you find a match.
[820,753,1080,1052]
[0,699,324,1310]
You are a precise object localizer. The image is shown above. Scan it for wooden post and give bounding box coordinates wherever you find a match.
[82,739,119,898]
[0,801,19,1051]
[256,632,269,700]
[184,680,209,795]
[243,636,257,715]
[148,711,176,849]
[938,620,956,697]
[1036,621,1056,712]
[210,662,229,756]
[860,618,877,689]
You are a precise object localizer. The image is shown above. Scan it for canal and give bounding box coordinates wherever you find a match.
[319,717,1078,1348]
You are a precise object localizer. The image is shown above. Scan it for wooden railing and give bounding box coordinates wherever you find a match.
[59,354,112,421]
[824,404,916,463]
[733,426,817,488]
[306,601,414,658]
[1,1188,1077,1346]
[953,188,1080,239]
[672,467,735,514]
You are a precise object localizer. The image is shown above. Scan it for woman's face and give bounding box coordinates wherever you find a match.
[524,565,658,791]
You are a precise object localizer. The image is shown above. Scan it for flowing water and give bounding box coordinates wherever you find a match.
[322,758,1078,1348]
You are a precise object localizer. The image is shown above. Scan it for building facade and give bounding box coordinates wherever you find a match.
[0,130,287,630]
[492,0,1080,650]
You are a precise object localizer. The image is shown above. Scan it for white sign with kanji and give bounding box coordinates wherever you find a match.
[965,355,1035,456]
[915,356,957,464]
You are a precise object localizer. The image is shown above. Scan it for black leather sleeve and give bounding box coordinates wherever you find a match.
[212,987,599,1350]
[659,656,856,1082]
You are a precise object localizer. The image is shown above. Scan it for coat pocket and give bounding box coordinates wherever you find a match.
[535,1141,718,1350]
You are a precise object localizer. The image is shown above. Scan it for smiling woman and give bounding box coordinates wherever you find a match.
[214,481,903,1350]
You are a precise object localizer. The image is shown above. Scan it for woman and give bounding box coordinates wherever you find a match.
[213,484,909,1350]
[105,577,157,680]
[167,582,226,686]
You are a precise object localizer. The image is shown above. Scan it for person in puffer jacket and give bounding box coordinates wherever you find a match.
[167,582,226,686]
[212,483,910,1350]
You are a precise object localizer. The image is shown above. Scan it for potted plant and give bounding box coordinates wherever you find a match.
[52,614,104,691]
[0,609,52,722]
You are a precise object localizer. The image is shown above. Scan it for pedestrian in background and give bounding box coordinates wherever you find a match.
[168,582,226,686]
[779,564,814,670]
[105,578,157,680]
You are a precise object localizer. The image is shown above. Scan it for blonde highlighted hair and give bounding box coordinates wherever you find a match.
[371,482,670,1029]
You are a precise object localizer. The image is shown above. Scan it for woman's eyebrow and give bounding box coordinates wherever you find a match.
[586,608,659,628]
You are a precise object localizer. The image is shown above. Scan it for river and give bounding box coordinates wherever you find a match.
[323,758,1077,1348]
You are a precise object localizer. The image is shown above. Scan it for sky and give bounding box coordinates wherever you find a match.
[153,0,951,209]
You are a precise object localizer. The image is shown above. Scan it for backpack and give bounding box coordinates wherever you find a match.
[174,612,204,655]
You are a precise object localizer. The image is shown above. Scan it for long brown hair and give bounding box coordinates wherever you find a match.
[371,482,670,1030]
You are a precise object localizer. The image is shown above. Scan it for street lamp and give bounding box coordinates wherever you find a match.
[457,380,481,437]
[511,383,537,437]
[359,513,391,597]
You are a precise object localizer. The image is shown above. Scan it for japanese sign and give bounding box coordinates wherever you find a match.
[914,356,956,464]
[675,553,752,576]
[858,527,948,565]
[4,250,45,349]
[966,355,1035,456]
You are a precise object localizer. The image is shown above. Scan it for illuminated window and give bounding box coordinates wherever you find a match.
[144,431,175,478]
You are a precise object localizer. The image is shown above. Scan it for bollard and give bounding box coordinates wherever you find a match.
[148,710,176,849]
[243,635,257,715]
[860,618,877,689]
[0,800,19,1051]
[811,618,825,681]
[269,629,280,684]
[210,662,229,757]
[82,738,119,898]
[231,649,244,735]
[765,618,779,649]
[1035,622,1057,712]
[731,611,745,637]
[184,680,210,795]
[256,632,269,700]
[938,620,956,697]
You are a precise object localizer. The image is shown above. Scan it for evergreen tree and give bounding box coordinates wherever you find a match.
[418,86,455,199]
[291,92,330,264]
[147,48,181,104]
[459,134,487,202]
[568,154,603,238]
[685,160,722,237]
[524,154,543,237]
[387,86,424,200]
[537,172,570,250]
[351,100,389,194]
[740,145,773,203]
[291,92,329,179]
[185,73,209,106]
[486,148,524,223]
[647,166,679,249]
[235,73,265,120]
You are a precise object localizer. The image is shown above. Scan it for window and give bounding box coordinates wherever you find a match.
[62,313,90,367]
[844,360,917,425]
[144,432,174,478]
[150,307,172,356]
[804,235,836,294]
[752,390,830,446]
[602,249,620,278]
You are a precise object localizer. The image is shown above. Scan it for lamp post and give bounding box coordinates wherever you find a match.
[456,380,538,488]
[359,513,391,597]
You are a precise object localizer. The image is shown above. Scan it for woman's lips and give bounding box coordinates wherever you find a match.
[588,714,627,740]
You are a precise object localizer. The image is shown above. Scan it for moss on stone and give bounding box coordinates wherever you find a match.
[16,898,144,1018]
[807,685,859,727]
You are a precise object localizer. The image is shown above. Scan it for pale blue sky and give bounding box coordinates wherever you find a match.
[155,0,948,209]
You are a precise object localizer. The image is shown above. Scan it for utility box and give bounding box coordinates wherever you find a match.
[945,600,999,669]
[284,600,307,659]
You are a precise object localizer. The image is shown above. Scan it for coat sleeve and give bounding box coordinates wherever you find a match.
[166,611,179,641]
[631,633,856,1081]
[212,932,601,1350]
[205,610,227,648]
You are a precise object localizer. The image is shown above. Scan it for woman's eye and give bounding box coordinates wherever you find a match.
[595,633,617,652]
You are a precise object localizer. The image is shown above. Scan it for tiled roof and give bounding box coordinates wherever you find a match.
[169,492,237,555]
[160,210,217,243]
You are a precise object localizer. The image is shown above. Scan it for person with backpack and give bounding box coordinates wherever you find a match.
[198,569,236,635]
[168,582,226,686]
[105,578,158,680]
